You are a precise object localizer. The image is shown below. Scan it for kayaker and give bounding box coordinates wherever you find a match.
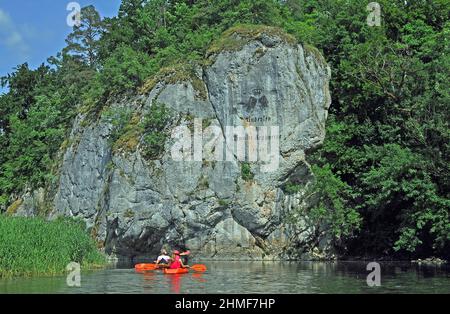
[169,250,189,269]
[155,249,171,265]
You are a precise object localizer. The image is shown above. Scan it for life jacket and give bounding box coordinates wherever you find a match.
[170,255,182,269]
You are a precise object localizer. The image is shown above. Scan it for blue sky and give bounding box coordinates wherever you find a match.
[0,0,122,93]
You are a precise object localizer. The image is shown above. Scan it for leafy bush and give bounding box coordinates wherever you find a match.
[101,106,133,144]
[241,162,254,181]
[359,144,450,255]
[309,165,361,240]
[141,103,174,160]
[284,182,302,195]
[289,165,361,245]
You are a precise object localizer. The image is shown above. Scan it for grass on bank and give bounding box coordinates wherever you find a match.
[0,215,106,278]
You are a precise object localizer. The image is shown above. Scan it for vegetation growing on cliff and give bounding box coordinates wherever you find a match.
[0,216,105,277]
[140,63,208,100]
[0,0,448,259]
[101,107,134,145]
[207,24,296,56]
[241,162,254,182]
[141,102,174,159]
[102,102,174,157]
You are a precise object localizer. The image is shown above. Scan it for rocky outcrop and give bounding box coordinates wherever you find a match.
[17,27,332,260]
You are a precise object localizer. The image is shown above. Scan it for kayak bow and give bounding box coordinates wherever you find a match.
[134,263,169,271]
[135,263,157,271]
[163,268,189,275]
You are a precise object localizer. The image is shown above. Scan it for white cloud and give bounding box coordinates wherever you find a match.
[0,9,30,59]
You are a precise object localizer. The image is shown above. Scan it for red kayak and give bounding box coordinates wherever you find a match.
[135,263,168,271]
[135,263,206,273]
[163,268,189,275]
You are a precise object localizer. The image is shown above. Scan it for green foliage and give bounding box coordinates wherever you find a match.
[284,181,302,195]
[359,144,449,254]
[304,0,450,258]
[241,162,254,181]
[63,5,104,68]
[207,24,296,56]
[101,106,133,144]
[0,61,84,202]
[103,102,174,157]
[308,165,361,240]
[0,215,105,277]
[112,114,143,154]
[218,199,230,207]
[140,63,207,99]
[100,44,156,95]
[141,102,174,160]
[97,0,287,95]
[123,209,135,219]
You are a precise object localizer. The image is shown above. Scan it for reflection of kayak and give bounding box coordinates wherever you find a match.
[163,268,189,275]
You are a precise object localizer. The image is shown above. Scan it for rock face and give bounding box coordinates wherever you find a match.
[21,30,332,260]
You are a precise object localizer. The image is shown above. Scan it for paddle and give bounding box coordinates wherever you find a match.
[189,264,207,272]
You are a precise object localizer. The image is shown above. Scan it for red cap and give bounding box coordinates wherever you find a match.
[173,250,180,255]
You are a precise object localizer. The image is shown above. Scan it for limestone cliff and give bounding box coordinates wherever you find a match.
[16,27,332,260]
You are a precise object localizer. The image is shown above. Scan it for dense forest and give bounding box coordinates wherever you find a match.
[0,0,448,259]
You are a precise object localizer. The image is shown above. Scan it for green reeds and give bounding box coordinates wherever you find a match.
[0,216,106,278]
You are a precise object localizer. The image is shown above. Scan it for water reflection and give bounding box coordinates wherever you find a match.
[0,261,448,294]
[192,273,207,283]
[169,274,183,294]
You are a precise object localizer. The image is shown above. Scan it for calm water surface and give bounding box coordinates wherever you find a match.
[0,261,449,294]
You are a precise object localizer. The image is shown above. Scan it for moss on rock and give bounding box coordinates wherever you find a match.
[207,25,297,57]
[303,44,328,68]
[6,199,23,216]
[140,63,208,100]
[113,113,144,154]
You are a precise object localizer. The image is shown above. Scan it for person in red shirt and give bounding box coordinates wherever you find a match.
[169,250,189,269]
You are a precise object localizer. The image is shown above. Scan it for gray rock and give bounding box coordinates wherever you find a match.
[19,33,332,260]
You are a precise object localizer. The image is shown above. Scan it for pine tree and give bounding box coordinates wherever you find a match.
[64,5,104,68]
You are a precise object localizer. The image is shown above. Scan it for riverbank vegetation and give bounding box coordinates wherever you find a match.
[0,216,106,278]
[0,0,448,260]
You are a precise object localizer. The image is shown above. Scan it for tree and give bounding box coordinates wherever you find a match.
[100,44,155,95]
[64,5,104,68]
[288,164,361,251]
[305,0,450,258]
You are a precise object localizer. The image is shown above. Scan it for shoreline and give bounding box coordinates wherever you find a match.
[108,256,448,266]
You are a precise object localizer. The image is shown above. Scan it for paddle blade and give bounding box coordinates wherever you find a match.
[190,264,207,272]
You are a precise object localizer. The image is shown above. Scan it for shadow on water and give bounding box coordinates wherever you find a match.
[0,261,448,294]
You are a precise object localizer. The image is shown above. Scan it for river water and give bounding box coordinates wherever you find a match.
[0,261,448,294]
